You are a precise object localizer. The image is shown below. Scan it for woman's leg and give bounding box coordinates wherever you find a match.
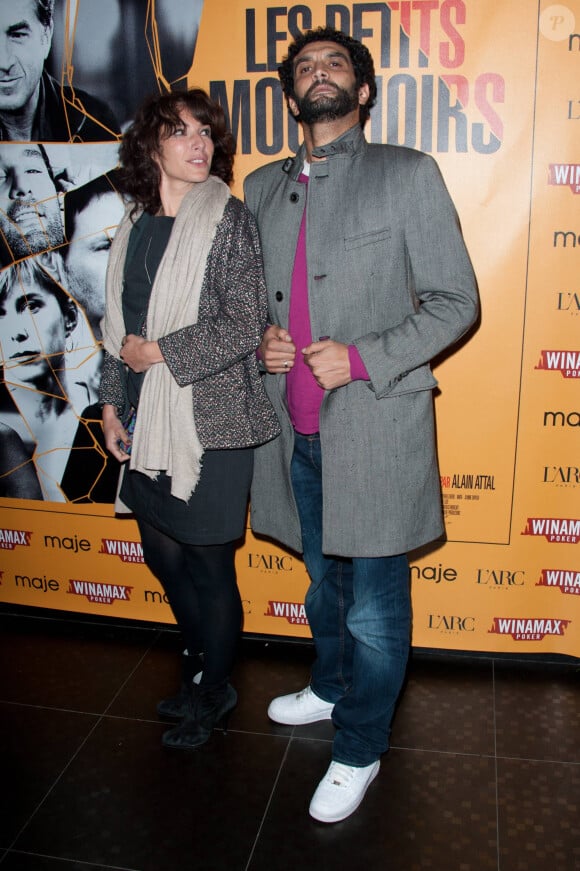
[183,541,242,689]
[138,517,242,687]
[160,540,242,750]
[136,517,202,657]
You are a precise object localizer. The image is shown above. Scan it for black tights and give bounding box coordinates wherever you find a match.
[137,518,242,688]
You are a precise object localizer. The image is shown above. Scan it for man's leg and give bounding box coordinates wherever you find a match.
[308,553,410,822]
[331,553,411,765]
[267,432,353,724]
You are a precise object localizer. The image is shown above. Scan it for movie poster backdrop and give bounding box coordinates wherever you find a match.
[0,0,578,657]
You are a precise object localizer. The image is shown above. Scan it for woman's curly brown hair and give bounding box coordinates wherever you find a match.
[117,89,236,216]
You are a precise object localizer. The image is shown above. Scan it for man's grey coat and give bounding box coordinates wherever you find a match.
[244,124,478,558]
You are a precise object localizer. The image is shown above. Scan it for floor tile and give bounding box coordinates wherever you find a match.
[0,613,158,714]
[497,757,580,871]
[0,853,129,870]
[12,716,288,871]
[108,633,323,738]
[247,738,498,871]
[0,703,98,846]
[390,654,495,755]
[494,660,580,763]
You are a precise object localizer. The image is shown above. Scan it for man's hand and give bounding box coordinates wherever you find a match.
[259,324,297,374]
[120,334,163,373]
[302,339,352,389]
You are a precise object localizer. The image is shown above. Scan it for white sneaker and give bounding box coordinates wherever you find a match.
[309,760,380,823]
[267,685,334,725]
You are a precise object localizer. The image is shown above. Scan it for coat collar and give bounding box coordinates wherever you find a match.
[282,123,367,181]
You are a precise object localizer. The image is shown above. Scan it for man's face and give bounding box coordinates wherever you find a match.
[0,144,63,260]
[64,191,124,337]
[0,0,53,114]
[289,41,368,125]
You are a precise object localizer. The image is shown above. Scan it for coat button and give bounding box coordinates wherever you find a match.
[275,291,284,301]
[290,192,299,202]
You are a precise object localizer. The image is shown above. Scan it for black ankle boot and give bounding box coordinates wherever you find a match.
[157,652,203,720]
[161,683,237,750]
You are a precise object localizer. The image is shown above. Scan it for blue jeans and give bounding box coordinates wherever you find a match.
[290,432,411,766]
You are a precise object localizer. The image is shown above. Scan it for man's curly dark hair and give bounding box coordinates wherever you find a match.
[117,89,236,217]
[278,27,377,127]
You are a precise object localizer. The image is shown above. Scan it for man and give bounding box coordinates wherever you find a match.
[0,142,63,266]
[63,170,124,341]
[244,28,478,824]
[61,171,124,407]
[0,0,119,142]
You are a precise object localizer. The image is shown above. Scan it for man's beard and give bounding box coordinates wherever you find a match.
[293,81,359,125]
[0,201,64,261]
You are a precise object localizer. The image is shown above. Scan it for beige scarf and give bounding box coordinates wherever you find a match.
[102,176,230,502]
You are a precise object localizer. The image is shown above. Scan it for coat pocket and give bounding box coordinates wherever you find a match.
[344,226,391,251]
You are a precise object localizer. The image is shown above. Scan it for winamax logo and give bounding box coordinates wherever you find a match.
[68,580,134,606]
[549,163,580,194]
[0,529,32,550]
[521,517,580,544]
[264,600,308,625]
[99,538,144,563]
[488,617,571,641]
[535,350,580,378]
[537,569,580,596]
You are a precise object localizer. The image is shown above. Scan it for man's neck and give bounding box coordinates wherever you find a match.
[301,113,360,162]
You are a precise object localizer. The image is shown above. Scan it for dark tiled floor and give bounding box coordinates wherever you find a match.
[1,607,578,871]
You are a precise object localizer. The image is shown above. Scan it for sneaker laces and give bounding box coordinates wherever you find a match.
[325,762,357,788]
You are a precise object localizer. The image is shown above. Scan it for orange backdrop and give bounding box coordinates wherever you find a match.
[1,0,578,656]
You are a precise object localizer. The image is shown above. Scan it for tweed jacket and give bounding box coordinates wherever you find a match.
[99,196,280,450]
[244,124,479,557]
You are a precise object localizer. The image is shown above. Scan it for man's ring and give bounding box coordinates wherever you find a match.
[283,360,288,369]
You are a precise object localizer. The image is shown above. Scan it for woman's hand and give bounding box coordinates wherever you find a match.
[120,334,163,373]
[259,325,296,374]
[102,404,131,463]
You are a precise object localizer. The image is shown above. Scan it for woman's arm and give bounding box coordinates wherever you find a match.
[157,199,268,387]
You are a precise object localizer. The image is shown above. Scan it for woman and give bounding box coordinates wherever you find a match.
[99,89,279,750]
[0,256,116,502]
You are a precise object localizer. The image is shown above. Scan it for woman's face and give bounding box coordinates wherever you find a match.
[0,278,72,381]
[153,108,215,191]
